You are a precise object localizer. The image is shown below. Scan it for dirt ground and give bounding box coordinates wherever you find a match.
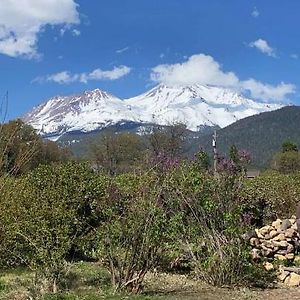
[144,273,300,300]
[2,264,300,299]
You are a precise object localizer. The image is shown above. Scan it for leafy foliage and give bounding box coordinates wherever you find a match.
[0,119,72,175]
[241,171,300,224]
[272,151,300,173]
[0,121,289,296]
[147,123,188,159]
[0,162,108,293]
[89,131,145,175]
[271,141,300,173]
[97,172,183,293]
[282,140,298,153]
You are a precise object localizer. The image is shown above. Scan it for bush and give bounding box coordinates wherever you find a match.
[241,171,300,224]
[272,151,300,173]
[157,164,274,287]
[0,162,108,294]
[0,156,282,295]
[97,172,183,293]
[176,170,248,285]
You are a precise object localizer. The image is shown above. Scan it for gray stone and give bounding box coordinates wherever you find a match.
[280,219,292,231]
[272,241,285,247]
[277,249,288,255]
[259,225,272,236]
[274,254,287,261]
[277,241,288,248]
[278,270,290,282]
[242,230,257,241]
[292,223,298,230]
[250,237,260,247]
[261,248,273,257]
[284,228,296,238]
[287,244,294,254]
[272,233,285,241]
[255,229,264,239]
[251,248,261,260]
[261,240,273,249]
[285,272,300,286]
[286,253,295,260]
[264,262,274,271]
[272,219,282,230]
[269,230,278,239]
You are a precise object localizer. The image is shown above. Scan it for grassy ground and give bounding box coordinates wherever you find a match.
[0,263,300,300]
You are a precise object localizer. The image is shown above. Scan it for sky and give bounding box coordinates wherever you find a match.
[1,0,300,120]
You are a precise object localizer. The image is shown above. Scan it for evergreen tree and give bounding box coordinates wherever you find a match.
[196,149,210,171]
[229,144,239,164]
[282,141,298,153]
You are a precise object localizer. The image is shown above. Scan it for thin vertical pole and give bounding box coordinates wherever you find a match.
[212,130,217,175]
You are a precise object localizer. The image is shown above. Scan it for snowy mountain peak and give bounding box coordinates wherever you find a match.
[129,84,251,108]
[23,89,138,139]
[23,84,284,140]
[83,88,114,100]
[125,84,282,129]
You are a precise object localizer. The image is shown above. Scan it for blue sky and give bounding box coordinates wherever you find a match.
[1,0,300,120]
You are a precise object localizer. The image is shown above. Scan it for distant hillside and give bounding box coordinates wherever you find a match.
[59,122,218,157]
[197,106,300,168]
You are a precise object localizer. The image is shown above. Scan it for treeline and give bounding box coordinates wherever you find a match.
[1,120,300,297]
[88,123,190,175]
[196,106,300,168]
[0,119,72,175]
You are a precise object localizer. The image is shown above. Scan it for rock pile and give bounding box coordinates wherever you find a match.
[277,267,300,286]
[249,216,299,262]
[246,216,300,286]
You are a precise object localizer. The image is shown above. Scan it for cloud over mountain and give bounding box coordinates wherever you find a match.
[151,54,295,102]
[33,66,131,84]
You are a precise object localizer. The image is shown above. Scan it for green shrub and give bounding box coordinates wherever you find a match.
[0,159,283,294]
[0,162,108,294]
[158,164,274,287]
[97,172,183,293]
[175,170,248,285]
[241,171,300,224]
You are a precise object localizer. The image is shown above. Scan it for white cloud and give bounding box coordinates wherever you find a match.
[86,66,131,81]
[242,79,295,102]
[150,54,295,102]
[116,47,129,54]
[33,65,131,84]
[249,39,277,58]
[60,28,67,37]
[0,0,80,59]
[44,71,73,84]
[151,54,239,87]
[72,29,81,37]
[251,7,260,18]
[291,54,298,59]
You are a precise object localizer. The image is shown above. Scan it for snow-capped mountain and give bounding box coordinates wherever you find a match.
[23,89,139,139]
[126,84,282,130]
[23,84,283,140]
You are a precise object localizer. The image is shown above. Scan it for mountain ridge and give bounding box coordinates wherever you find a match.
[196,106,300,168]
[23,84,284,140]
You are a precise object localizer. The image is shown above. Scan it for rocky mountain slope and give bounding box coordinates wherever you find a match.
[23,84,283,140]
